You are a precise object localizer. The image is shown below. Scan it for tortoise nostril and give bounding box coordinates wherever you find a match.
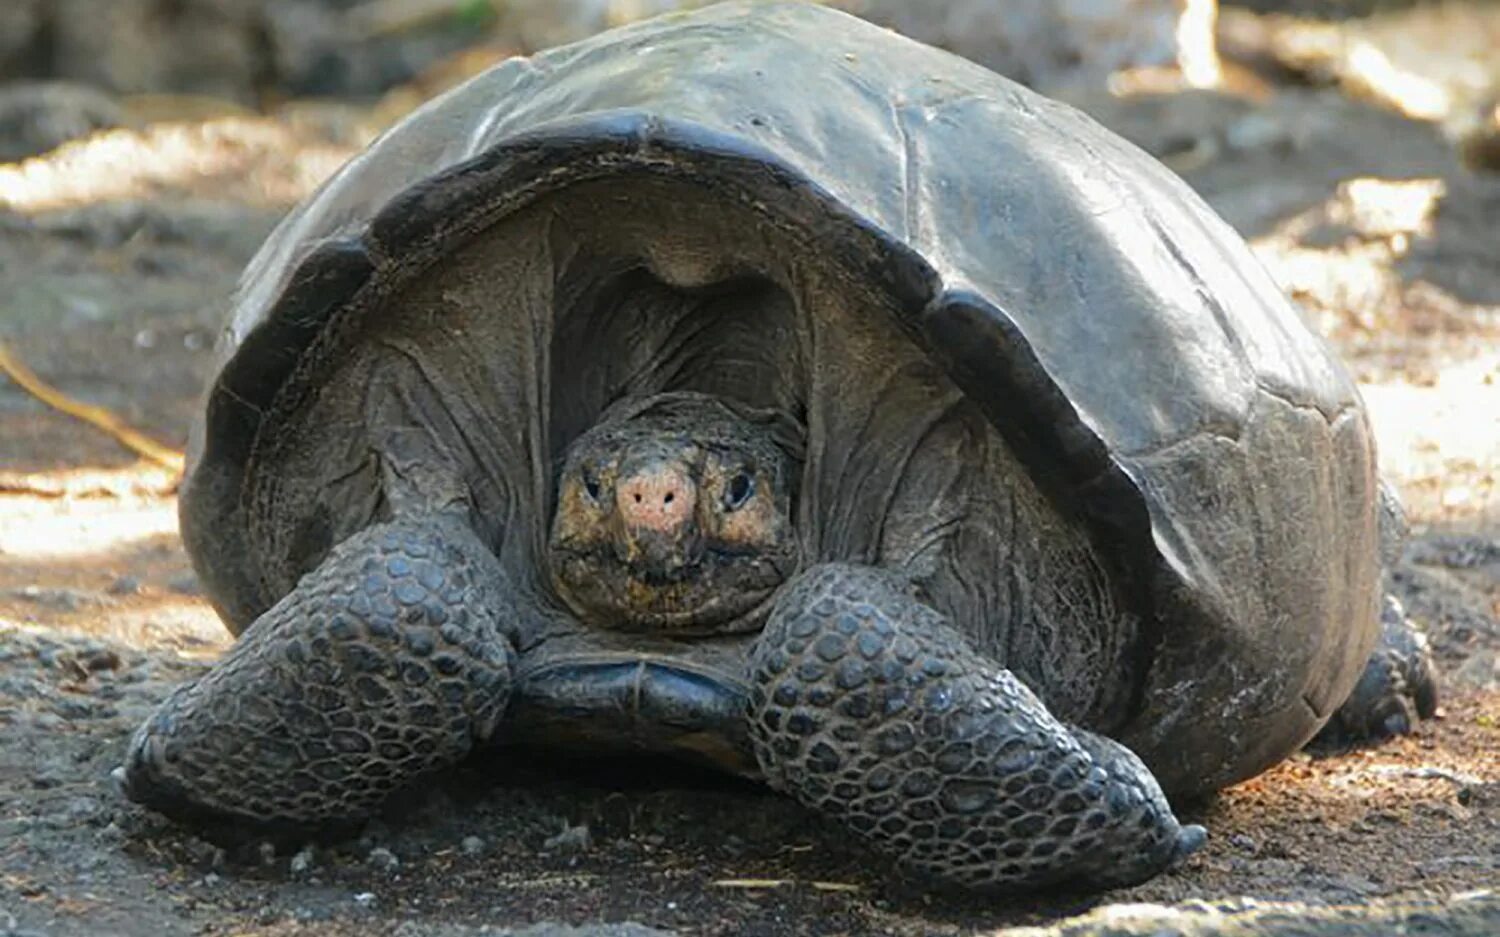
[617,463,695,533]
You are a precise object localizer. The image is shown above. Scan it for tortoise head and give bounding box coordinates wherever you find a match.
[548,392,802,632]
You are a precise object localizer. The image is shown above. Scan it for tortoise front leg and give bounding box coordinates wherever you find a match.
[118,515,515,826]
[747,563,1204,892]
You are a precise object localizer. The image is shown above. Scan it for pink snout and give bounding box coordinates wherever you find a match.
[616,464,696,533]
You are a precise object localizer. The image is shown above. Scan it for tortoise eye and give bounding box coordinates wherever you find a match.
[724,472,755,511]
[581,470,602,503]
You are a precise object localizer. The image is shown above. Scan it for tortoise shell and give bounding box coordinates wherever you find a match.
[181,1,1379,795]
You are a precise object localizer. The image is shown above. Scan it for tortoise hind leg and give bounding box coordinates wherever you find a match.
[118,515,515,826]
[1313,594,1438,747]
[747,563,1203,892]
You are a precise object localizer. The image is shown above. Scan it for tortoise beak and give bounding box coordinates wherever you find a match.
[615,529,704,582]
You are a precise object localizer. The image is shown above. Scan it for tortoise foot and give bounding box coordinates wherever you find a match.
[748,563,1202,893]
[1314,594,1438,747]
[118,516,515,826]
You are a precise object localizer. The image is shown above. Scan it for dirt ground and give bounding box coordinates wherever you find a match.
[3,10,1500,937]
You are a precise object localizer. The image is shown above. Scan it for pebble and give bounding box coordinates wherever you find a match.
[184,838,224,869]
[289,844,317,876]
[543,823,592,855]
[1229,832,1257,853]
[106,576,142,596]
[79,647,122,672]
[460,835,485,856]
[293,905,331,922]
[1454,650,1500,692]
[28,712,65,731]
[166,573,202,596]
[353,892,377,907]
[257,841,277,866]
[366,846,400,872]
[11,586,98,612]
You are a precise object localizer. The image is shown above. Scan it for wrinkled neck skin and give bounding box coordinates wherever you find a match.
[546,391,804,636]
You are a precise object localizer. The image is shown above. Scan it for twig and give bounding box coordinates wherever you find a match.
[712,878,860,892]
[0,339,185,473]
[1370,765,1486,787]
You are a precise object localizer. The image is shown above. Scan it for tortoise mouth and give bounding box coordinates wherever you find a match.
[550,545,792,634]
[502,654,759,778]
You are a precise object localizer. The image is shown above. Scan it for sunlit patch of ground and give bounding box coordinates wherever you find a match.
[0,117,358,213]
[1246,174,1500,529]
[1361,356,1500,531]
[1219,3,1500,132]
[0,464,225,656]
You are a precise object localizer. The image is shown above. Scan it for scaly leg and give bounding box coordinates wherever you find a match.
[747,563,1203,892]
[119,516,515,826]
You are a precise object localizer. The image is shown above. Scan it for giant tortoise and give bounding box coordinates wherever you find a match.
[118,0,1435,891]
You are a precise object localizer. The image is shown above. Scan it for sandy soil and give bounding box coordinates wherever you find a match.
[2,21,1499,937]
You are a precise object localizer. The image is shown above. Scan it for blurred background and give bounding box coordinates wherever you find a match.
[1,4,1498,934]
[2,0,1498,521]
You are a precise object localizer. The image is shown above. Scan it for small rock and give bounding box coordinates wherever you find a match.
[106,576,141,596]
[166,572,202,596]
[28,712,65,731]
[12,586,99,613]
[1229,832,1257,853]
[202,872,221,887]
[1457,782,1500,808]
[1252,857,1300,878]
[257,841,277,866]
[79,646,122,672]
[1330,874,1382,896]
[289,844,317,876]
[183,837,222,869]
[1454,650,1500,692]
[461,835,486,856]
[543,823,592,855]
[55,697,108,720]
[366,846,400,872]
[352,891,377,908]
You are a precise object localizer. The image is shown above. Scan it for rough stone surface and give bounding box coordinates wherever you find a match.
[1000,891,1500,936]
